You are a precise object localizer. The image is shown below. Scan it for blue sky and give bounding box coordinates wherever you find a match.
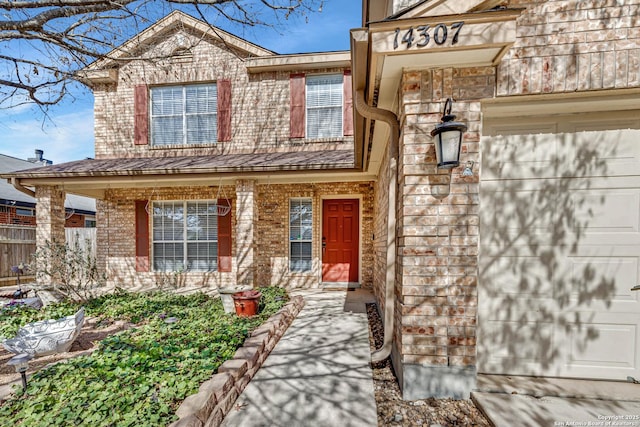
[0,1,362,164]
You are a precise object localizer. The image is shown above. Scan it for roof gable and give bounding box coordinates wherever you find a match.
[85,10,274,72]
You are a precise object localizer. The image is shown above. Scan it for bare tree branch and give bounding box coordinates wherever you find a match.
[0,0,323,108]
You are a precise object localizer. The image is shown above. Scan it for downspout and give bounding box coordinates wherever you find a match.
[11,178,36,198]
[355,90,399,363]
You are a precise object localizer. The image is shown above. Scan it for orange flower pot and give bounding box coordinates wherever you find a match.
[232,290,262,317]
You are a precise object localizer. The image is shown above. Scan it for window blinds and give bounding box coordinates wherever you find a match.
[306,75,343,139]
[150,84,217,146]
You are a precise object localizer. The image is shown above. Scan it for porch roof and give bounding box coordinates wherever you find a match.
[1,149,361,199]
[1,149,355,179]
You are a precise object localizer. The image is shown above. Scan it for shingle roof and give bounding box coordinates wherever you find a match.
[0,154,96,213]
[2,150,355,178]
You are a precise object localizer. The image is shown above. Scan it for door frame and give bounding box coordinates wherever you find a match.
[320,195,363,284]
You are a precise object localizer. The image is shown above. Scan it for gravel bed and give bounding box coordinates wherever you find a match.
[366,303,491,427]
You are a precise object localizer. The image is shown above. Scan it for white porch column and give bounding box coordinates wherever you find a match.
[35,185,66,286]
[235,179,256,287]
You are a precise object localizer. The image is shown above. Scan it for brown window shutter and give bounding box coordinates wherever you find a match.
[217,79,232,142]
[290,73,306,138]
[134,85,149,145]
[217,199,232,272]
[343,70,353,136]
[135,200,150,272]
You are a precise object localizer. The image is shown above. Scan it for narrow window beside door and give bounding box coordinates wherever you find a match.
[289,199,313,272]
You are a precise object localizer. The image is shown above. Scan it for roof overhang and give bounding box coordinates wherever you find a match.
[1,150,376,199]
[351,8,522,175]
[246,51,351,73]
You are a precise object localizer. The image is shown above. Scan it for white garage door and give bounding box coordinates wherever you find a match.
[479,110,640,380]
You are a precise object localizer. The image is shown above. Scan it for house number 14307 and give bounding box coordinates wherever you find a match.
[393,22,464,49]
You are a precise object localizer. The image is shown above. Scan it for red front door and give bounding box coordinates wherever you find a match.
[322,199,359,282]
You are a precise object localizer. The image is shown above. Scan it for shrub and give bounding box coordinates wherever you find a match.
[0,287,288,426]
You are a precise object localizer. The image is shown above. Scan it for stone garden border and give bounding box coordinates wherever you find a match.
[169,295,305,427]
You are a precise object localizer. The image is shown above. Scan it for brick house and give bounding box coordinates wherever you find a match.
[0,150,96,227]
[3,0,639,401]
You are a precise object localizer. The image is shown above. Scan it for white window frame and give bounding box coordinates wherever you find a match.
[152,200,219,272]
[150,83,217,146]
[15,207,34,217]
[305,74,343,139]
[289,198,313,273]
[84,216,97,228]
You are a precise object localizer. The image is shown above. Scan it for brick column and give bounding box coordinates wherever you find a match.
[236,180,256,287]
[35,185,66,286]
[394,68,491,400]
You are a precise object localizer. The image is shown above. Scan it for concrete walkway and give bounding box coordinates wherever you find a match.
[221,289,378,427]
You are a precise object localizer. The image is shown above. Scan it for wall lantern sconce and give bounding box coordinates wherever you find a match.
[430,98,467,169]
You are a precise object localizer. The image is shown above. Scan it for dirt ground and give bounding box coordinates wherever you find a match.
[0,318,131,390]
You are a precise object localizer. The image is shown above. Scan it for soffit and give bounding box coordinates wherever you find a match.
[245,52,351,73]
[389,0,506,19]
[352,8,522,176]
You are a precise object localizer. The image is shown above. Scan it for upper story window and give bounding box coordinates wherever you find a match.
[289,71,353,140]
[150,84,218,146]
[306,74,343,139]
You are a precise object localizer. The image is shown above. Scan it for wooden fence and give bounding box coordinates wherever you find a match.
[0,225,97,280]
[0,225,36,278]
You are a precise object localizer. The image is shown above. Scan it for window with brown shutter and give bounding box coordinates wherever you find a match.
[150,84,218,145]
[217,200,232,272]
[306,74,343,138]
[134,85,149,145]
[135,200,150,272]
[290,73,306,138]
[149,200,232,272]
[343,70,353,136]
[217,79,232,142]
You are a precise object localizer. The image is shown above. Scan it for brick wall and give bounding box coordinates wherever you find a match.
[35,186,66,286]
[97,186,237,290]
[255,181,375,289]
[499,0,640,95]
[0,206,36,226]
[396,67,488,371]
[93,30,353,160]
[373,144,392,316]
[97,181,374,291]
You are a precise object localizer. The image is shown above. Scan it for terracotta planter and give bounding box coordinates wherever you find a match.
[232,290,262,317]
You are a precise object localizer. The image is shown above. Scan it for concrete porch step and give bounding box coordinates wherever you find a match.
[320,282,361,291]
[476,374,640,401]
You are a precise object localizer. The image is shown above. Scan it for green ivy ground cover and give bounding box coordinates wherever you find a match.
[0,287,288,426]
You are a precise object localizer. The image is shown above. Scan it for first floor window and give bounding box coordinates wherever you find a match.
[152,201,218,272]
[150,83,217,146]
[289,198,312,272]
